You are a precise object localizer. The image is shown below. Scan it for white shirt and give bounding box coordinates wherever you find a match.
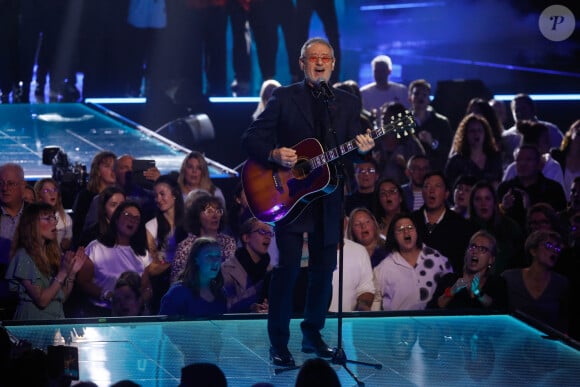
[86,239,151,295]
[373,244,452,311]
[360,82,410,112]
[329,239,375,312]
[56,212,73,246]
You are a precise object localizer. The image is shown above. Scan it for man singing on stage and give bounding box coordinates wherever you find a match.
[242,37,374,367]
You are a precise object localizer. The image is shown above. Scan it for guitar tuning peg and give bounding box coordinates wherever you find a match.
[396,133,401,139]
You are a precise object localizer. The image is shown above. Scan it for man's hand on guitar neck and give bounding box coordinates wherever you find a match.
[269,147,298,168]
[355,129,375,154]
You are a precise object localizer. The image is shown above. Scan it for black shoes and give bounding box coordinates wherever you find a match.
[301,335,335,358]
[269,346,295,367]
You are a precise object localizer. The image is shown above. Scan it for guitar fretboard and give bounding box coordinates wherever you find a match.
[308,112,415,170]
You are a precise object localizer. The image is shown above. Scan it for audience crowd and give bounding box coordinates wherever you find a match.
[1,71,578,385]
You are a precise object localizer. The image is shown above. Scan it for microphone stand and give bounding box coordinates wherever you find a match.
[322,86,382,385]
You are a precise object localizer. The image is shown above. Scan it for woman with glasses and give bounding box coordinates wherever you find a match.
[170,195,236,284]
[428,230,508,311]
[34,178,73,251]
[160,237,227,317]
[502,230,570,332]
[373,213,452,311]
[468,180,526,274]
[374,178,408,240]
[222,217,273,313]
[75,201,150,317]
[5,203,86,320]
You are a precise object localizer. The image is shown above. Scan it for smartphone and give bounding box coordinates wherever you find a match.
[47,345,80,380]
[131,159,156,189]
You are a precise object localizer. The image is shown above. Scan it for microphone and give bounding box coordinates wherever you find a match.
[316,78,335,100]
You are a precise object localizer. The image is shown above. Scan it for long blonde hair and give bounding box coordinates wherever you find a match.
[11,202,61,277]
[177,151,216,195]
[86,151,117,193]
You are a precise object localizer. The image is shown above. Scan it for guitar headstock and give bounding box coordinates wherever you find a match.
[388,110,417,139]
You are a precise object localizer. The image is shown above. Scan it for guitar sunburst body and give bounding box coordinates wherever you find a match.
[242,138,337,224]
[242,111,417,224]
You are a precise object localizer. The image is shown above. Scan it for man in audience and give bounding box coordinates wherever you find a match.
[0,163,26,319]
[498,144,567,229]
[360,55,410,113]
[502,93,564,165]
[407,79,453,172]
[345,159,379,215]
[401,155,430,211]
[410,171,477,272]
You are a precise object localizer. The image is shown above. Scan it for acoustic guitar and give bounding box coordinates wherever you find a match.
[242,111,417,224]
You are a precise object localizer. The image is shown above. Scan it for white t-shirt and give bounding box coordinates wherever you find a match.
[329,239,375,312]
[86,240,151,296]
[360,82,410,112]
[373,244,452,311]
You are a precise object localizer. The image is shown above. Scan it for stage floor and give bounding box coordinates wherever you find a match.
[0,103,237,181]
[4,313,580,387]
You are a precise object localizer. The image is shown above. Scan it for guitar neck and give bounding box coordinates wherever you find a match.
[308,120,404,169]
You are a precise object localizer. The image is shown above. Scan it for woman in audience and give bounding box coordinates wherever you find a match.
[72,150,117,246]
[35,178,73,251]
[177,151,225,205]
[428,230,508,311]
[78,186,126,247]
[373,213,452,311]
[142,175,186,314]
[76,201,151,316]
[465,98,504,153]
[445,113,502,187]
[23,184,36,204]
[374,178,408,239]
[449,174,477,219]
[160,237,227,317]
[347,207,387,268]
[468,180,525,274]
[551,119,580,200]
[112,271,144,317]
[5,202,86,320]
[502,230,569,332]
[222,218,272,313]
[226,181,252,243]
[170,195,236,283]
[526,203,566,238]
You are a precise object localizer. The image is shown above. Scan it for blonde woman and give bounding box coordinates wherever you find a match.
[5,202,86,320]
[35,178,73,251]
[177,151,225,205]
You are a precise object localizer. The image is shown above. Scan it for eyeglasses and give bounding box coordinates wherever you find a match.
[380,188,398,196]
[356,168,376,175]
[39,215,59,223]
[468,243,490,254]
[121,211,141,221]
[303,55,334,64]
[252,229,275,237]
[543,241,561,254]
[0,180,19,190]
[202,207,224,216]
[42,188,59,194]
[395,224,415,233]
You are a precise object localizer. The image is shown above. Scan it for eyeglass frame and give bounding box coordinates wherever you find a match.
[251,229,275,237]
[468,243,490,254]
[202,206,224,216]
[302,55,334,64]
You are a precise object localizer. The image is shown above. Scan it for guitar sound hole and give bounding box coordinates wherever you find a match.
[292,160,311,179]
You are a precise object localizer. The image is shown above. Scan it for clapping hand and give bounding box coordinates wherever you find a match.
[471,273,481,297]
[451,277,469,295]
[63,247,88,276]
